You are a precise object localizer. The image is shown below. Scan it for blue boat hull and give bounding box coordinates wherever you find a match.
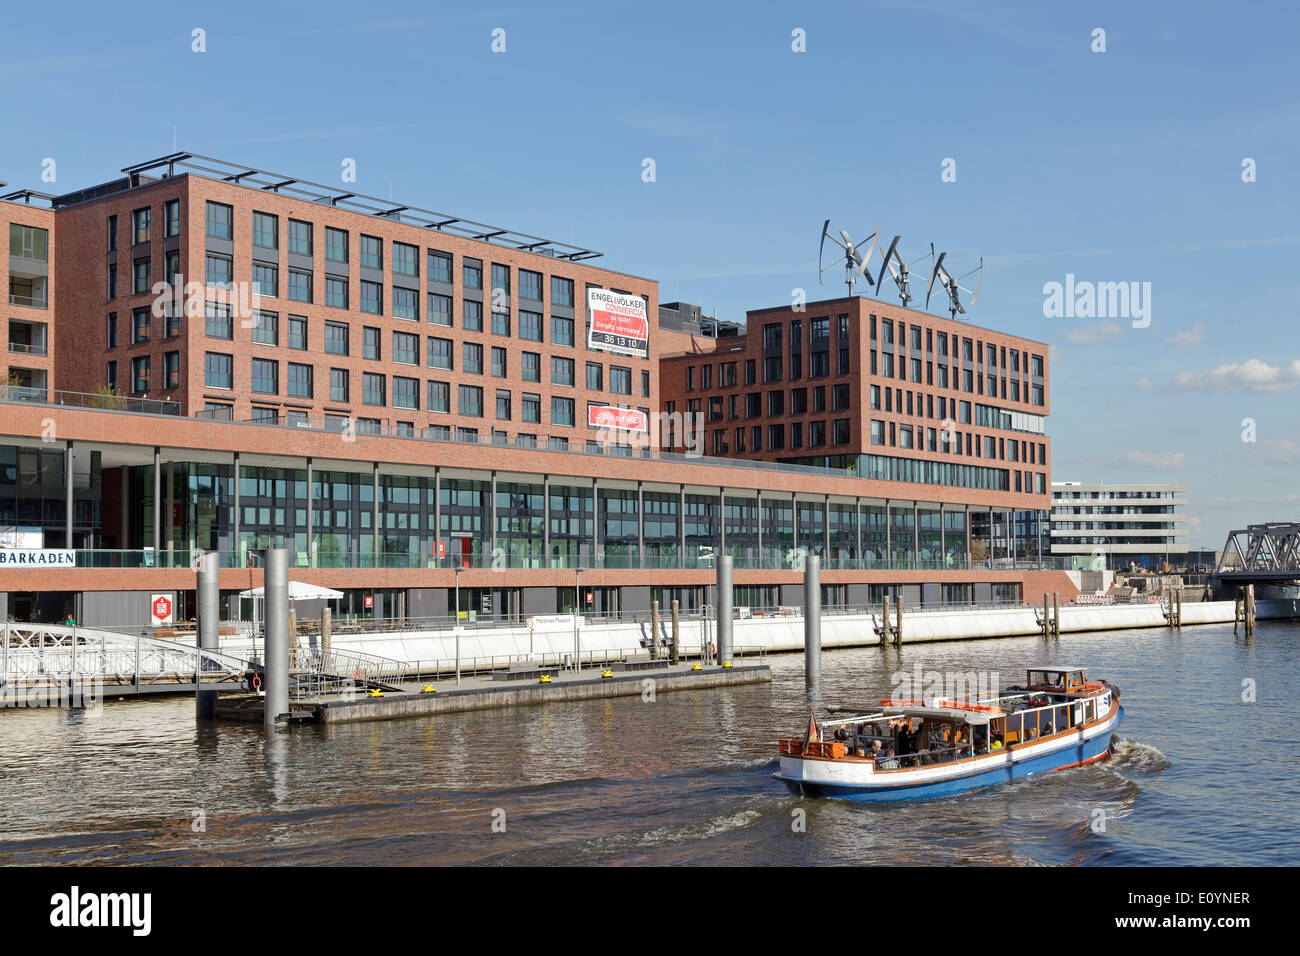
[779,706,1124,802]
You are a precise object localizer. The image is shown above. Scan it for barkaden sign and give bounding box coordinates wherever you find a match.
[588,405,649,433]
[587,289,649,358]
[0,549,75,567]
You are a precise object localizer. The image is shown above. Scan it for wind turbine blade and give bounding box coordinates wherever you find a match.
[840,229,854,247]
[969,262,982,307]
[925,251,946,306]
[859,224,881,277]
[818,220,832,283]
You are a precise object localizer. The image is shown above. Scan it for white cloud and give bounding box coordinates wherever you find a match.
[1138,358,1300,392]
[1164,322,1206,350]
[1062,320,1125,344]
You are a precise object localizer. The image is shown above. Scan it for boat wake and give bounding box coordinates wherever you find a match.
[1107,737,1171,774]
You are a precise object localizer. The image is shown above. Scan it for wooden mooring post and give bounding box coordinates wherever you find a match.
[894,595,903,647]
[1051,593,1060,638]
[881,595,892,646]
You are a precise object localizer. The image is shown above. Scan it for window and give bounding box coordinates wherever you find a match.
[522,351,541,382]
[871,420,885,445]
[427,336,453,370]
[764,356,782,383]
[164,351,180,389]
[552,356,574,386]
[495,389,512,420]
[360,235,382,270]
[205,202,232,239]
[833,383,851,409]
[363,372,386,406]
[813,385,826,412]
[252,211,278,248]
[491,263,511,295]
[361,280,382,314]
[393,286,417,320]
[251,311,278,346]
[393,241,418,277]
[330,368,349,403]
[427,380,449,413]
[586,362,603,391]
[325,276,348,309]
[325,227,348,262]
[132,307,150,344]
[463,342,483,374]
[810,352,830,377]
[428,293,452,326]
[551,275,574,307]
[463,299,483,331]
[324,321,349,356]
[393,376,418,409]
[108,264,117,299]
[428,250,452,283]
[552,315,574,346]
[790,388,806,414]
[165,250,181,286]
[288,269,312,303]
[252,262,278,298]
[834,419,850,444]
[106,312,118,348]
[251,358,277,394]
[522,392,541,423]
[363,326,381,361]
[107,215,118,251]
[164,200,180,238]
[287,362,313,398]
[133,207,152,244]
[518,310,543,342]
[519,269,542,300]
[131,356,149,393]
[133,258,150,294]
[642,370,651,398]
[491,346,507,378]
[203,302,231,339]
[206,254,232,288]
[459,384,483,417]
[286,315,307,351]
[491,311,511,336]
[610,366,632,395]
[463,258,482,289]
[552,396,575,426]
[393,331,418,365]
[288,219,312,255]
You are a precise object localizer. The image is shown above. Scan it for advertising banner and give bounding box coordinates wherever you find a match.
[586,288,649,358]
[587,405,649,433]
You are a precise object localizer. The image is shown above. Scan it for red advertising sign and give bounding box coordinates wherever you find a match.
[586,288,649,358]
[364,595,374,609]
[437,540,446,558]
[150,594,173,626]
[587,404,649,434]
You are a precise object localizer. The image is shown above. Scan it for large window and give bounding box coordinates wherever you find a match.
[324,321,349,355]
[287,362,313,398]
[288,219,312,255]
[205,352,232,389]
[490,263,511,295]
[491,311,511,336]
[519,310,543,342]
[551,276,574,307]
[428,293,452,326]
[393,331,418,365]
[463,342,483,374]
[164,201,179,238]
[519,269,542,301]
[251,311,278,346]
[393,241,418,277]
[552,315,574,346]
[459,384,483,417]
[288,269,312,303]
[427,336,453,370]
[132,208,151,245]
[552,396,575,426]
[610,366,632,395]
[252,262,277,298]
[363,372,386,405]
[363,326,381,360]
[360,280,382,315]
[252,211,278,248]
[205,202,232,239]
[325,276,348,309]
[205,254,233,288]
[325,227,348,262]
[251,358,277,394]
[205,302,232,339]
[491,346,507,378]
[393,287,417,320]
[360,234,383,269]
[463,258,482,289]
[428,250,452,283]
[131,356,149,393]
[132,307,150,344]
[393,376,418,409]
[521,351,541,382]
[495,389,512,420]
[427,380,449,413]
[463,299,483,331]
[522,392,541,423]
[330,368,349,403]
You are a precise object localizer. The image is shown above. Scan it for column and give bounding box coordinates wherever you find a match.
[542,473,550,567]
[64,441,73,548]
[434,466,441,565]
[718,486,726,557]
[232,452,240,565]
[855,497,863,565]
[636,480,644,565]
[305,457,313,568]
[884,497,891,568]
[591,477,599,566]
[166,460,175,554]
[372,462,380,564]
[678,483,686,561]
[153,446,162,558]
[823,493,830,562]
[490,470,498,559]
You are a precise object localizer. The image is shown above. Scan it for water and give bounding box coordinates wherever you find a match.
[1,621,1297,865]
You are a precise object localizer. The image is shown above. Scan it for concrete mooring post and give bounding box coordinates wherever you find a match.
[804,554,821,684]
[671,599,680,665]
[717,555,734,666]
[321,606,332,662]
[195,552,220,720]
[263,548,290,730]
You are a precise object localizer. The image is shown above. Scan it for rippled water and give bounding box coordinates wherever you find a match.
[1,621,1296,865]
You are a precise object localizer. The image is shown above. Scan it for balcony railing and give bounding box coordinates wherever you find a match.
[0,385,180,415]
[7,341,48,356]
[7,293,47,309]
[43,548,1069,573]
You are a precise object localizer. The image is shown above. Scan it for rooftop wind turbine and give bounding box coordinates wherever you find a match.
[818,220,880,297]
[876,236,933,308]
[925,250,983,319]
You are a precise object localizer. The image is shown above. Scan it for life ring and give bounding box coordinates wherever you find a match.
[351,668,365,681]
[252,674,262,691]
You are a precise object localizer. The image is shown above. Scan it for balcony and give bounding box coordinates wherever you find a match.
[8,320,48,356]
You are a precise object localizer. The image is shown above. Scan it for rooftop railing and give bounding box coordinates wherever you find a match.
[0,385,181,416]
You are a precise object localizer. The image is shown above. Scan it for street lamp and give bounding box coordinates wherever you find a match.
[454,564,465,684]
[574,566,587,672]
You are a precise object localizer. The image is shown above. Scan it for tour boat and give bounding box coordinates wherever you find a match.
[775,667,1123,801]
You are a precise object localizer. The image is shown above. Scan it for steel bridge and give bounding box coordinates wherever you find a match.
[1215,523,1300,581]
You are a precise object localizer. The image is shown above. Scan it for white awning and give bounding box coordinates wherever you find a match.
[238,581,345,601]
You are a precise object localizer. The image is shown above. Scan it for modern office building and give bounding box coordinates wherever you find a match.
[1049,481,1188,570]
[1,152,1073,627]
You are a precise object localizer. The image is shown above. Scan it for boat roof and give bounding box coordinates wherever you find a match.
[1029,665,1086,673]
[881,705,995,725]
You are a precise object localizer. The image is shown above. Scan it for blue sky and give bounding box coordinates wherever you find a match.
[3,0,1297,548]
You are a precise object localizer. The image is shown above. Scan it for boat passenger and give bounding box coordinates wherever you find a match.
[879,748,899,770]
[991,734,1004,751]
